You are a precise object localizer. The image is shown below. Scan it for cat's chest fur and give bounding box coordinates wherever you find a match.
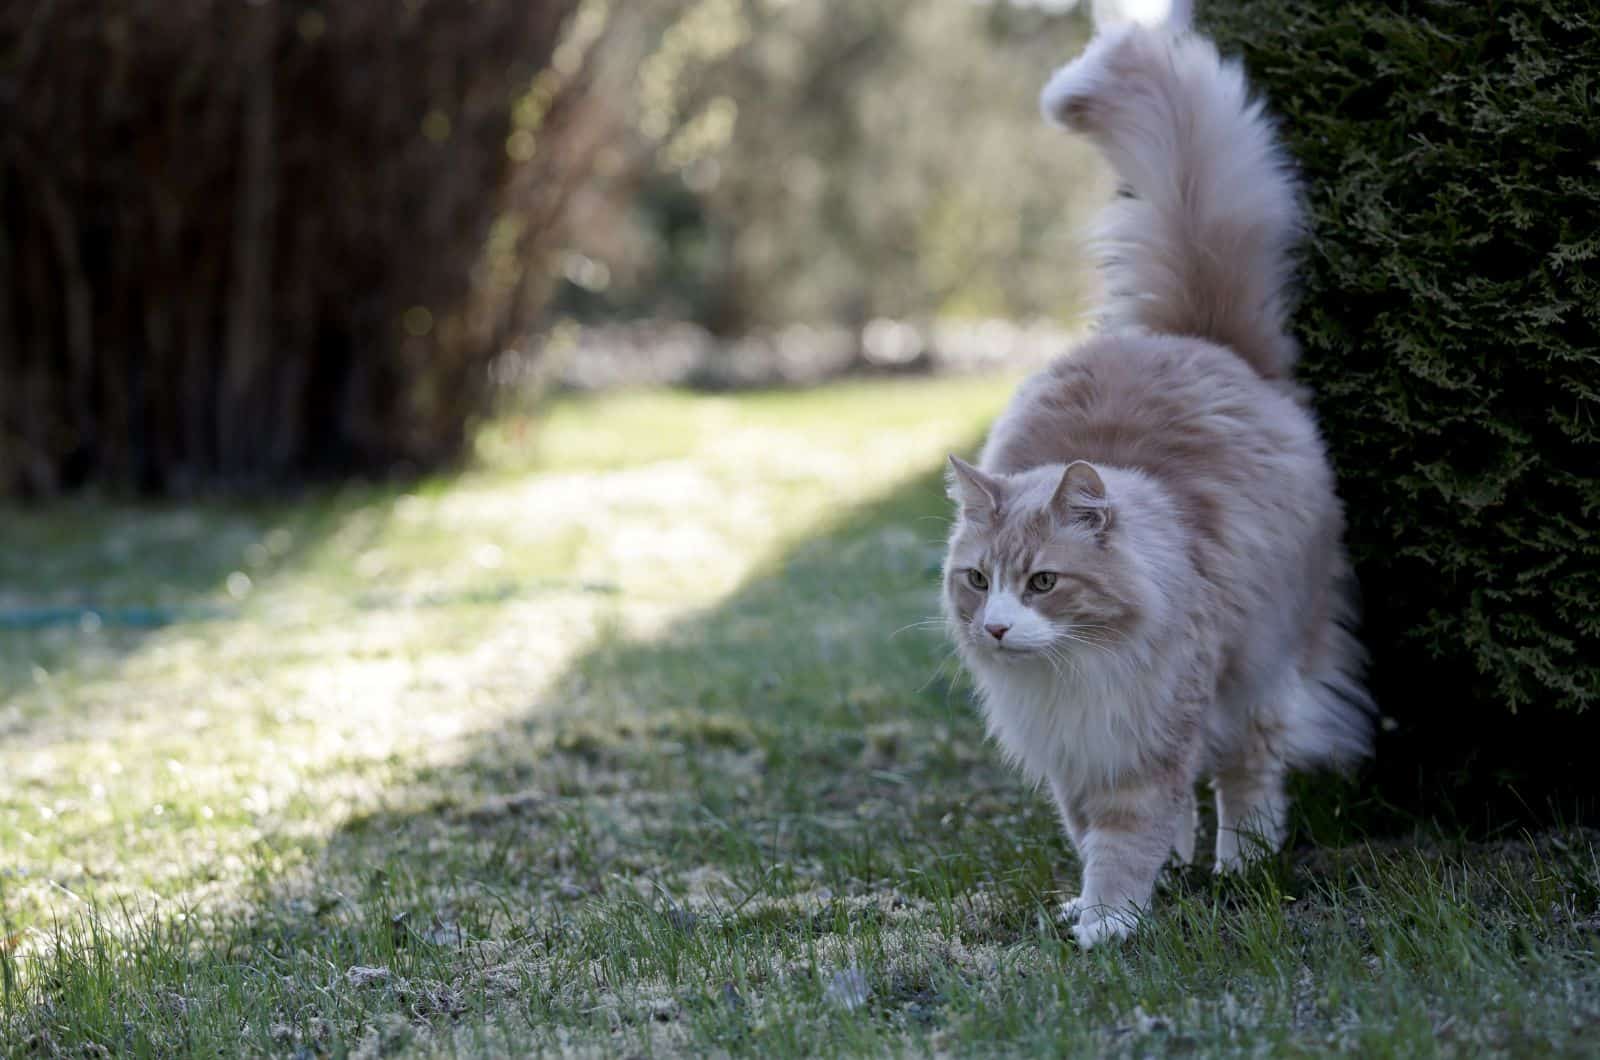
[969,652,1172,796]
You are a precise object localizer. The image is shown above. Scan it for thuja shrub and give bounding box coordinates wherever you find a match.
[0,1,605,495]
[1205,2,1599,803]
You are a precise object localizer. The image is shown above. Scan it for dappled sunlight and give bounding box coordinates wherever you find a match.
[7,378,1599,1055]
[0,377,1014,951]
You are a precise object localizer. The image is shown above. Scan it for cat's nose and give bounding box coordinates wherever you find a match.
[984,623,1010,642]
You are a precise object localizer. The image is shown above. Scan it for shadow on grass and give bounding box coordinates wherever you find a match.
[5,452,1526,1055]
[0,456,1054,1052]
[280,459,1068,913]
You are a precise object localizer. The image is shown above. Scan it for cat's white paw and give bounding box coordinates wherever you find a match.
[1213,851,1246,875]
[1057,896,1086,922]
[1213,838,1274,875]
[1071,908,1139,949]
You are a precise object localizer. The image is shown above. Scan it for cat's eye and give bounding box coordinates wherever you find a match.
[966,569,989,591]
[1028,572,1057,593]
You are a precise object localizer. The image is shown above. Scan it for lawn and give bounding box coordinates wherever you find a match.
[2,377,1596,1057]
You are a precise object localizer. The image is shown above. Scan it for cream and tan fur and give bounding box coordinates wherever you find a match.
[941,21,1374,947]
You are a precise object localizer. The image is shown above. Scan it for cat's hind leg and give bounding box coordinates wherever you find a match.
[1172,783,1198,867]
[1210,666,1298,872]
[1212,759,1288,872]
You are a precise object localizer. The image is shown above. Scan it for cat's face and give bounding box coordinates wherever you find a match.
[942,458,1141,664]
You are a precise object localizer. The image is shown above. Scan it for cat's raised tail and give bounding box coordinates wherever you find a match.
[1041,24,1302,381]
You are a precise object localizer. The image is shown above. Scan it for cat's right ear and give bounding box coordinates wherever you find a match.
[947,456,1002,519]
[1051,460,1112,534]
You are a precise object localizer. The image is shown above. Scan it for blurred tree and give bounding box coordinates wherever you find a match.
[557,0,1107,332]
[0,0,609,496]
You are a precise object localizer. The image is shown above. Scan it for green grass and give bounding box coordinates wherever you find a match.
[1,377,1596,1057]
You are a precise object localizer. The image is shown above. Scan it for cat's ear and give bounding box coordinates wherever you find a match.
[1051,460,1112,534]
[947,456,1002,519]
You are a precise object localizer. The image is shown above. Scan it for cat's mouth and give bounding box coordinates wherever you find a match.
[982,640,1042,658]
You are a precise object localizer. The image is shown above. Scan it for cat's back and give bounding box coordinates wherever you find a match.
[981,331,1324,493]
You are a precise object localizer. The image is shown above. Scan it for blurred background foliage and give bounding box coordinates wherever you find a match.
[560,0,1101,332]
[0,0,1100,497]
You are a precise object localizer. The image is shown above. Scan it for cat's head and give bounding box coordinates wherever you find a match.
[941,456,1152,664]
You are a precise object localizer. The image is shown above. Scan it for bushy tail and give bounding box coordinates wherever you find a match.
[1041,23,1303,380]
[1286,584,1378,772]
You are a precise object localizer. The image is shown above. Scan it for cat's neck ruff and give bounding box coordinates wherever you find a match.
[967,640,1169,797]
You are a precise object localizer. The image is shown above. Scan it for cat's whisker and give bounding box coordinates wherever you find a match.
[918,646,963,693]
[1053,629,1118,658]
[890,617,948,640]
[1041,650,1066,683]
[1041,642,1082,678]
[1054,623,1126,654]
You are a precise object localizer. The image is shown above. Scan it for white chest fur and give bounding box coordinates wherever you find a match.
[968,651,1161,797]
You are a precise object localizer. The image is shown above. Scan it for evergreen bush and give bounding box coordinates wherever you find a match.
[1205,1,1599,806]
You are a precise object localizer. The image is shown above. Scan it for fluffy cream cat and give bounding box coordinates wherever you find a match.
[941,21,1374,947]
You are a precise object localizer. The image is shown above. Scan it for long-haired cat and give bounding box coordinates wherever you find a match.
[941,20,1374,947]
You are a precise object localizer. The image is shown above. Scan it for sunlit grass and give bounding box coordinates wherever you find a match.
[2,376,1597,1057]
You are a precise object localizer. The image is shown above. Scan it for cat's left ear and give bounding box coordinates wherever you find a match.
[947,456,1002,519]
[1051,460,1112,534]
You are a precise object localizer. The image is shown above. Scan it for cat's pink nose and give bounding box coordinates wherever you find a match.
[985,623,1010,641]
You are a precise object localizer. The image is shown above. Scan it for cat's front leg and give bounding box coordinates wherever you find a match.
[1070,783,1186,948]
[1047,777,1091,922]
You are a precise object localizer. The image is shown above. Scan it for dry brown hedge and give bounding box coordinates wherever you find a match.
[1,0,604,495]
